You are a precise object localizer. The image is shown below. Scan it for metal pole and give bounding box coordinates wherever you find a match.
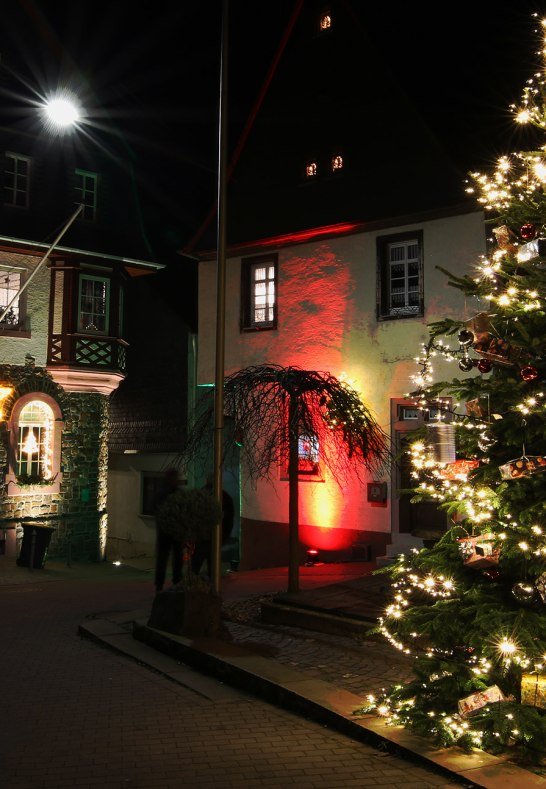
[288,394,300,594]
[0,204,83,324]
[211,0,229,594]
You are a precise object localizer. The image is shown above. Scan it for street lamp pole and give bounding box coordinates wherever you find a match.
[211,0,229,594]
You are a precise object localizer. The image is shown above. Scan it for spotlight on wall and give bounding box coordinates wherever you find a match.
[305,548,319,566]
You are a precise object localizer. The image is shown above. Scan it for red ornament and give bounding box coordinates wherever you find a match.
[521,366,539,382]
[477,358,492,374]
[520,223,537,241]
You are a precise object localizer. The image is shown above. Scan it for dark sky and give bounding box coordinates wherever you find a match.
[1,0,542,251]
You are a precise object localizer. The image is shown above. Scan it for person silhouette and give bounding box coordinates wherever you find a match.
[153,467,182,592]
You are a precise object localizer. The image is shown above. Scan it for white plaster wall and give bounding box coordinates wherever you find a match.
[198,210,486,536]
[107,453,186,559]
[0,252,51,365]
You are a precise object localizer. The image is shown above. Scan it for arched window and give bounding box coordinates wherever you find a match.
[6,393,63,494]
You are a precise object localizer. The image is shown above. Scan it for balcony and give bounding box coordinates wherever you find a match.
[46,332,128,395]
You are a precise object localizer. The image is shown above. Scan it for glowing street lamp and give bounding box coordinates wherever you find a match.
[44,94,80,129]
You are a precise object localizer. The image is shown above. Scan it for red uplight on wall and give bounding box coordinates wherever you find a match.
[305,548,320,565]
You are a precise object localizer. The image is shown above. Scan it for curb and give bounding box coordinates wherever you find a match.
[79,614,546,789]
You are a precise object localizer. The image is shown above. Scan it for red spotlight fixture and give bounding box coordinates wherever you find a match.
[305,548,319,566]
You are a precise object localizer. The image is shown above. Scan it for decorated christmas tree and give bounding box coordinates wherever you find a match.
[360,14,546,764]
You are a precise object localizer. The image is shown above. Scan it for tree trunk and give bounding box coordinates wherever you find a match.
[288,393,299,593]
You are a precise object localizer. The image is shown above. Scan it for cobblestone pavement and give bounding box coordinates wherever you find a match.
[2,570,468,788]
[222,602,414,697]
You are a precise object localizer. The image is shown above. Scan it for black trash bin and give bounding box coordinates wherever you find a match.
[16,523,55,569]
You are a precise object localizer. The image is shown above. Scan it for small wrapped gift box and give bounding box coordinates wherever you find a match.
[499,455,546,480]
[473,334,513,365]
[438,459,479,481]
[521,673,546,709]
[458,685,506,718]
[458,533,500,569]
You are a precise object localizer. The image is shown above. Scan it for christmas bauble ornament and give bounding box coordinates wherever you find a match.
[458,329,474,347]
[511,582,537,605]
[477,359,492,374]
[520,223,537,241]
[459,356,474,372]
[521,366,539,382]
[536,573,546,604]
[483,567,501,581]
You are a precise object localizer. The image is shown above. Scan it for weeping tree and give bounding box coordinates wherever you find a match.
[183,365,390,593]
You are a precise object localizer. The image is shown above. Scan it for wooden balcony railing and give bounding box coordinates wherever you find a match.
[47,333,128,374]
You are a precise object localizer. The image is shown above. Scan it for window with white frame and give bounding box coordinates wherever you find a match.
[6,393,63,493]
[75,169,98,221]
[17,400,55,480]
[4,152,30,207]
[377,232,423,320]
[0,268,22,327]
[78,275,109,333]
[241,254,277,330]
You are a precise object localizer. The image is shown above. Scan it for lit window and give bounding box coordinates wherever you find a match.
[320,13,332,30]
[4,152,30,207]
[75,169,98,221]
[282,429,322,480]
[331,154,343,171]
[377,232,423,320]
[6,393,63,493]
[17,400,55,481]
[78,275,110,333]
[241,255,277,331]
[0,268,22,327]
[306,162,317,178]
[298,433,320,475]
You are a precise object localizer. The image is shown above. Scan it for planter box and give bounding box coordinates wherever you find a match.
[147,587,222,637]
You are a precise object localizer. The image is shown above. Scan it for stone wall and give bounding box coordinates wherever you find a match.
[0,359,109,562]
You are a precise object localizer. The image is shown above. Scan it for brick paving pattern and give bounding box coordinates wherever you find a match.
[1,568,468,788]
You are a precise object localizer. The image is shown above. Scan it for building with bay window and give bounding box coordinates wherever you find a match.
[0,111,162,563]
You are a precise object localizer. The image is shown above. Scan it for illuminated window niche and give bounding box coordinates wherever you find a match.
[282,430,323,481]
[319,12,332,31]
[331,154,343,172]
[306,161,318,178]
[6,393,63,495]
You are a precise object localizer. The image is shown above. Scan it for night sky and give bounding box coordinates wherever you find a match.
[1,0,543,254]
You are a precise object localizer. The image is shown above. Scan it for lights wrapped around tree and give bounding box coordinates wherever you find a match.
[426,422,456,464]
[458,533,500,570]
[499,454,546,480]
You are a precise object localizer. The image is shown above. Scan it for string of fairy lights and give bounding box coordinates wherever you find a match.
[364,14,546,749]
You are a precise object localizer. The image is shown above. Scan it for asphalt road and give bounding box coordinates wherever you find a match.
[3,572,464,788]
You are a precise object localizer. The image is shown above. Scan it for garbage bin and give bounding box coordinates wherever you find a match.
[16,522,55,569]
